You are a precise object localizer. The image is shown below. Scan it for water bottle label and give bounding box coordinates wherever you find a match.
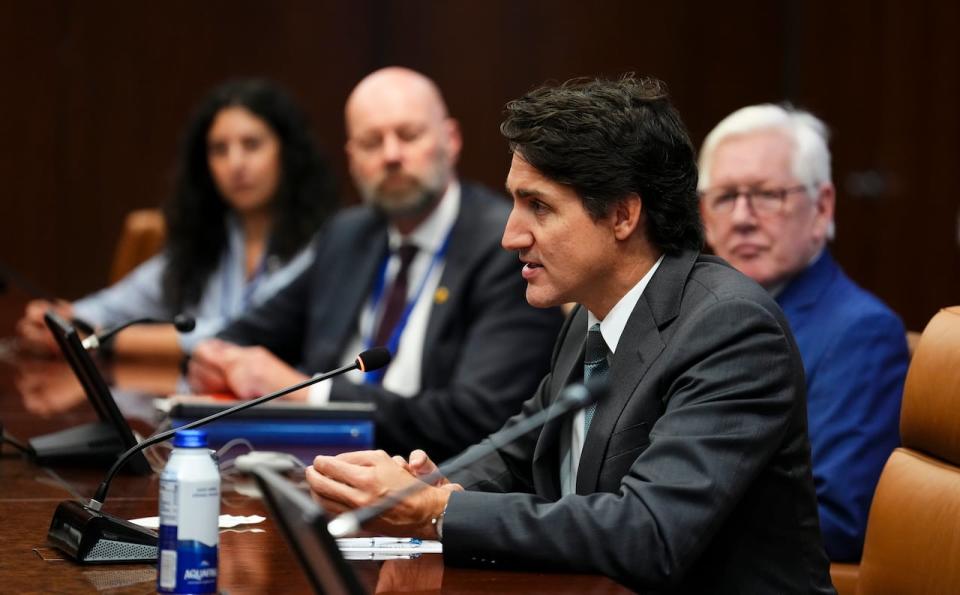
[159,549,177,590]
[158,457,219,593]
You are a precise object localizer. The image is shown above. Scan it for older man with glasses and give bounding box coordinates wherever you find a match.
[698,104,909,563]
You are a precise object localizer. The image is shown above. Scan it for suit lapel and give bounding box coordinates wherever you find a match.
[422,186,490,369]
[776,250,836,324]
[575,250,698,494]
[326,219,389,352]
[530,308,586,499]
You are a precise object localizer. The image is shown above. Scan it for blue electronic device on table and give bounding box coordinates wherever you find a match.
[168,399,375,450]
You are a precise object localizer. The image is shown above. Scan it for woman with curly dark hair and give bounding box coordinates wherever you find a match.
[17,79,337,358]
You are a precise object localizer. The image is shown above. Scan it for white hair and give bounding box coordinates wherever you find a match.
[698,104,835,239]
[697,104,832,195]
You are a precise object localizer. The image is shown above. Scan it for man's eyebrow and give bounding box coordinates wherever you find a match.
[506,185,542,199]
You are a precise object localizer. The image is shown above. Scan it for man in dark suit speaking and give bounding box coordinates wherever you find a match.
[187,67,563,461]
[306,76,835,593]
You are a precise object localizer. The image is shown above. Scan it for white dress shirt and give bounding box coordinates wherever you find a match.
[560,254,664,495]
[308,182,461,403]
[73,212,313,353]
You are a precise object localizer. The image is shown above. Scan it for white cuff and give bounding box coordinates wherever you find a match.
[432,504,447,541]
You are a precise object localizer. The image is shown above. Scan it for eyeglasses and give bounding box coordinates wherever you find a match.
[700,185,808,216]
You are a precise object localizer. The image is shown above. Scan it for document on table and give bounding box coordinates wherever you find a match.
[130,515,266,529]
[336,537,442,555]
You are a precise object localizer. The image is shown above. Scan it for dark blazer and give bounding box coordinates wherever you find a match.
[443,250,835,594]
[777,250,908,561]
[218,182,564,461]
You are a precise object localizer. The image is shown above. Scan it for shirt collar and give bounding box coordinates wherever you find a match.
[387,180,461,253]
[587,254,665,354]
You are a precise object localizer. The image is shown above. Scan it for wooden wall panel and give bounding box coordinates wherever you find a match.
[797,1,960,329]
[0,2,62,299]
[1,0,956,328]
[2,0,375,299]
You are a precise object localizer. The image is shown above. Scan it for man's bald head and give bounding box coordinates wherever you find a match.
[346,67,449,133]
[344,67,462,225]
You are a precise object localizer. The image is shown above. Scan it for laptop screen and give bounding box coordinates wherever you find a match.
[43,310,150,474]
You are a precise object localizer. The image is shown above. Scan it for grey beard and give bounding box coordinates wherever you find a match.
[367,186,441,219]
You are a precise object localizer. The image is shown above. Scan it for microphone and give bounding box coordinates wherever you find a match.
[0,260,58,301]
[327,376,607,538]
[46,347,391,564]
[81,314,197,350]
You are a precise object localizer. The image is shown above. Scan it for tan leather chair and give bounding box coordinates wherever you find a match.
[831,306,960,594]
[109,209,166,283]
[906,330,922,358]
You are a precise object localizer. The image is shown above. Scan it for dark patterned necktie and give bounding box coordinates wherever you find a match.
[372,244,419,348]
[583,323,609,434]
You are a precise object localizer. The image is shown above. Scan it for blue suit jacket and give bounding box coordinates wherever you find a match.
[776,250,908,561]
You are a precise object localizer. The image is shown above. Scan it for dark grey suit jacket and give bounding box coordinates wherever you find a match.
[218,182,564,461]
[443,250,835,594]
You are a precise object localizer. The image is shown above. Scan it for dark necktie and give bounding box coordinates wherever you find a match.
[583,323,609,434]
[373,244,419,348]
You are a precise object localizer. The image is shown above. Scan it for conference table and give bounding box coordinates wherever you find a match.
[0,295,632,594]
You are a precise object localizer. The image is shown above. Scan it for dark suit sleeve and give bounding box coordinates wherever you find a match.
[807,311,907,561]
[441,298,804,590]
[328,245,564,462]
[442,308,581,492]
[215,239,318,365]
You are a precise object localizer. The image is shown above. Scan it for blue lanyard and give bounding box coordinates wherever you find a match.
[363,227,454,384]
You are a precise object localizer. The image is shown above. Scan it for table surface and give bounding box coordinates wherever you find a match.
[0,295,632,594]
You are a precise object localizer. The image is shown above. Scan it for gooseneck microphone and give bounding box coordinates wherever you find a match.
[327,377,608,539]
[46,347,391,564]
[0,260,58,301]
[81,314,197,350]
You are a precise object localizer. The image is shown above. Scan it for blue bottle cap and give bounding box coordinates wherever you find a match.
[172,429,208,448]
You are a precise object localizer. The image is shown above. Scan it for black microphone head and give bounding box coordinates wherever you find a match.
[172,314,196,333]
[560,377,609,410]
[356,347,391,372]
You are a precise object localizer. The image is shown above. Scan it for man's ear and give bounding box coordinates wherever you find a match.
[813,182,836,242]
[700,199,719,249]
[444,118,463,166]
[612,193,643,241]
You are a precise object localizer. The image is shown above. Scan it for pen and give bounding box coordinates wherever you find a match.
[342,552,422,560]
[337,537,423,549]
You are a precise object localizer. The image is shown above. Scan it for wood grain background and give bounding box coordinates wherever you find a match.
[2,0,956,330]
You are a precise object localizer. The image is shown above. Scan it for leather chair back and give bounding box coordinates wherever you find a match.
[855,306,960,594]
[109,209,165,283]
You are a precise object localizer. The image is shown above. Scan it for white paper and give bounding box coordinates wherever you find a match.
[130,514,266,530]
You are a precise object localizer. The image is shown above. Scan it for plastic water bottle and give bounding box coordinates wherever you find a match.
[158,429,220,594]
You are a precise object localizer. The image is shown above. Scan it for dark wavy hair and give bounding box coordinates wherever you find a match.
[162,78,337,310]
[500,75,702,254]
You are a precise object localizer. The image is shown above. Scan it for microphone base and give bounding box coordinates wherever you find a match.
[48,500,158,564]
[28,422,151,474]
